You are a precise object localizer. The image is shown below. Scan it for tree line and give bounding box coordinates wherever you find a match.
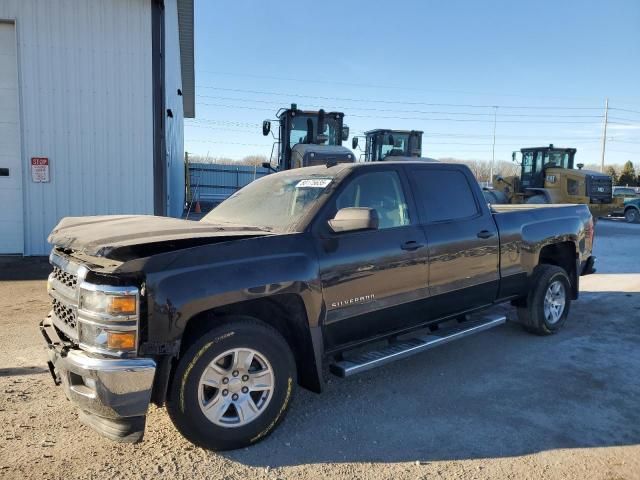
[187,153,639,186]
[186,154,520,181]
[604,161,639,187]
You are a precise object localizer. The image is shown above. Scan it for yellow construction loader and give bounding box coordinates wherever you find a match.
[486,144,623,218]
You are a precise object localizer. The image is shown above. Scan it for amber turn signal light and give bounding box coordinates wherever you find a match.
[107,331,136,350]
[109,296,137,315]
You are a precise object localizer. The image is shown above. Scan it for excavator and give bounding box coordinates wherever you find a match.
[262,104,354,170]
[351,129,424,161]
[486,144,621,217]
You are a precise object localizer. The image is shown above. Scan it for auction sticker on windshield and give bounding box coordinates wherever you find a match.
[296,179,332,188]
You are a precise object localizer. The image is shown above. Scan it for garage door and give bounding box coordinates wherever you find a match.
[0,22,23,254]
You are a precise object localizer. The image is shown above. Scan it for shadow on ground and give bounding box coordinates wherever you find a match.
[0,366,49,377]
[0,256,50,281]
[221,290,640,467]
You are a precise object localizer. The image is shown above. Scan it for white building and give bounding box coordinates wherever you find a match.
[0,0,194,255]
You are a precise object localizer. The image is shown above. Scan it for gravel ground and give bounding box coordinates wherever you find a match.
[1,219,639,480]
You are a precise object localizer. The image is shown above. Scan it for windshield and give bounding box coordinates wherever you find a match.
[289,114,340,147]
[542,151,571,169]
[379,133,410,160]
[520,150,572,173]
[201,168,338,232]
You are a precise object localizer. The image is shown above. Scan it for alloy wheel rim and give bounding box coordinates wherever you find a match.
[543,280,566,325]
[198,347,274,428]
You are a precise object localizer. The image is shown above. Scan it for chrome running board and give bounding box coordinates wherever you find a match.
[330,315,506,377]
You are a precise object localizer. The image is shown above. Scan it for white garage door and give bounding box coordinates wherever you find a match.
[0,22,23,254]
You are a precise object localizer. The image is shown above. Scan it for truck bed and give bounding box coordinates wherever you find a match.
[491,203,585,213]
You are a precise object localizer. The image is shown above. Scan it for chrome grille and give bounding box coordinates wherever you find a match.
[49,252,84,341]
[52,297,77,330]
[52,266,78,289]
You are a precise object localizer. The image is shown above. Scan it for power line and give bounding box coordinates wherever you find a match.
[186,118,629,141]
[185,118,261,128]
[185,137,601,148]
[197,70,606,102]
[609,139,640,144]
[195,86,604,111]
[194,102,604,125]
[188,139,273,147]
[607,149,640,155]
[195,95,604,119]
[186,118,636,139]
[608,121,640,126]
[610,107,640,115]
[607,116,640,123]
[186,125,259,133]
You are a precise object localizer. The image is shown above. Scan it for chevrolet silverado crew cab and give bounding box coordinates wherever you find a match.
[42,161,596,450]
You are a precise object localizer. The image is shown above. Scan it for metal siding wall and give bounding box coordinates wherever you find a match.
[0,0,154,255]
[189,164,271,203]
[164,0,185,218]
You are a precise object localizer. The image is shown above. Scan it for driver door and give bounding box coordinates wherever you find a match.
[314,166,429,350]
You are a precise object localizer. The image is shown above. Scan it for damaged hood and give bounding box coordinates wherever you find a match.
[48,215,272,257]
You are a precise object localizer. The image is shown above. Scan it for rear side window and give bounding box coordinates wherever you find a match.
[410,169,479,222]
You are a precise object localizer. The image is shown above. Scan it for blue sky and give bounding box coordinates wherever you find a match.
[185,0,640,166]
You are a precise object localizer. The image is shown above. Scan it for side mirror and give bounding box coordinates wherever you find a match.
[352,137,359,149]
[342,125,350,141]
[262,162,277,172]
[328,207,378,233]
[262,120,271,136]
[511,151,516,162]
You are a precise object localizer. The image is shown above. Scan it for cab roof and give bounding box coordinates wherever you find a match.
[364,129,424,135]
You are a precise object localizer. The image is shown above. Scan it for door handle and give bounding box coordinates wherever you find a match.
[477,230,495,239]
[401,240,424,251]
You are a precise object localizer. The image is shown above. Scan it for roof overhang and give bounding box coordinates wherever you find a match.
[177,0,195,118]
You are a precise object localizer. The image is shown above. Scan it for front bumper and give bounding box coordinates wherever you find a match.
[40,315,156,442]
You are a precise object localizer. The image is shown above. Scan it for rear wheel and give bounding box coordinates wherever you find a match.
[517,265,571,335]
[625,208,640,223]
[166,317,296,450]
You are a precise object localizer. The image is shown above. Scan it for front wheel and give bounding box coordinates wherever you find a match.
[166,317,296,450]
[517,265,572,335]
[625,208,640,223]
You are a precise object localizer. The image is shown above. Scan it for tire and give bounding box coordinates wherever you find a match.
[625,208,640,223]
[526,194,548,204]
[166,316,296,451]
[517,265,572,335]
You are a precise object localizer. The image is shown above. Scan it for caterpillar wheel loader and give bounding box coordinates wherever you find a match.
[262,104,354,171]
[351,129,424,161]
[486,144,622,218]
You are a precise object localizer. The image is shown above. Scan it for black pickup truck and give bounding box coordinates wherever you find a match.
[42,161,596,450]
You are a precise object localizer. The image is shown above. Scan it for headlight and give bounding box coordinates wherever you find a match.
[77,283,139,356]
[79,287,137,316]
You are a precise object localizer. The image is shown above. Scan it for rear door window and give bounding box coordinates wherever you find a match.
[409,168,479,223]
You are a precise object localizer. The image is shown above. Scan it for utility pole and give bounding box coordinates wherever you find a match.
[600,97,609,173]
[490,106,498,184]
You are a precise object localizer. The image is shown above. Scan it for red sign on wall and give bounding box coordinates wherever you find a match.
[31,157,50,183]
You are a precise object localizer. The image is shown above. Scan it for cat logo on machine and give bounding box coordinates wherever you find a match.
[546,175,557,184]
